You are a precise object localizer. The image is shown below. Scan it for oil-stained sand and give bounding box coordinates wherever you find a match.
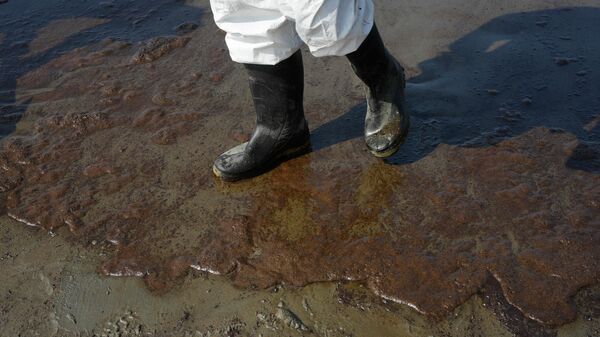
[1,0,600,335]
[0,217,600,337]
[2,217,599,336]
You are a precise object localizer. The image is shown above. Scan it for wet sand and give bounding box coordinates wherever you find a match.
[1,0,600,336]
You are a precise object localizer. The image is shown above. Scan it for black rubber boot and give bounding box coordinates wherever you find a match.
[347,24,410,158]
[213,50,310,182]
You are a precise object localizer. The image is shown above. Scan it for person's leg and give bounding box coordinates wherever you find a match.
[281,0,374,58]
[287,0,409,157]
[210,0,310,181]
[210,0,303,65]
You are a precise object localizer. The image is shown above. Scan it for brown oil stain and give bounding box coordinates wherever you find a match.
[0,29,599,330]
[131,36,191,64]
[25,18,110,57]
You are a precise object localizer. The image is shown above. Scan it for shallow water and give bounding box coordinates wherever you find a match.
[1,0,599,331]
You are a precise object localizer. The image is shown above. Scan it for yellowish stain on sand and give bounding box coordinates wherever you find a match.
[270,198,319,242]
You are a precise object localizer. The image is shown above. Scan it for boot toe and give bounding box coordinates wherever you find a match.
[366,132,393,151]
[213,143,249,179]
[365,115,410,158]
[365,133,400,157]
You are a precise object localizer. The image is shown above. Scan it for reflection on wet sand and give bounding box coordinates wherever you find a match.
[1,3,599,332]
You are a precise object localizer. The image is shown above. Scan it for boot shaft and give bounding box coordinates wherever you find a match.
[346,24,391,95]
[244,50,305,129]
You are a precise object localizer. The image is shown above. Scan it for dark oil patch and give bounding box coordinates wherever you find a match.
[0,5,599,332]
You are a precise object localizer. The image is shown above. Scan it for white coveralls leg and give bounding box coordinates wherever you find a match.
[209,0,375,65]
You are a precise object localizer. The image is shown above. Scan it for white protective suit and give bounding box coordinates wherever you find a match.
[209,0,375,65]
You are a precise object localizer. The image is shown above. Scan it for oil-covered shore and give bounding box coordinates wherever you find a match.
[1,0,599,336]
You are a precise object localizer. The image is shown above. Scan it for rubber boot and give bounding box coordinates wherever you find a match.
[347,24,410,158]
[213,50,310,182]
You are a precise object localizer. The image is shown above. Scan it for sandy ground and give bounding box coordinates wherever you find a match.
[1,0,600,336]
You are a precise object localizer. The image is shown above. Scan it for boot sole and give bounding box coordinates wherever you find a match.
[213,140,312,182]
[369,115,410,158]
